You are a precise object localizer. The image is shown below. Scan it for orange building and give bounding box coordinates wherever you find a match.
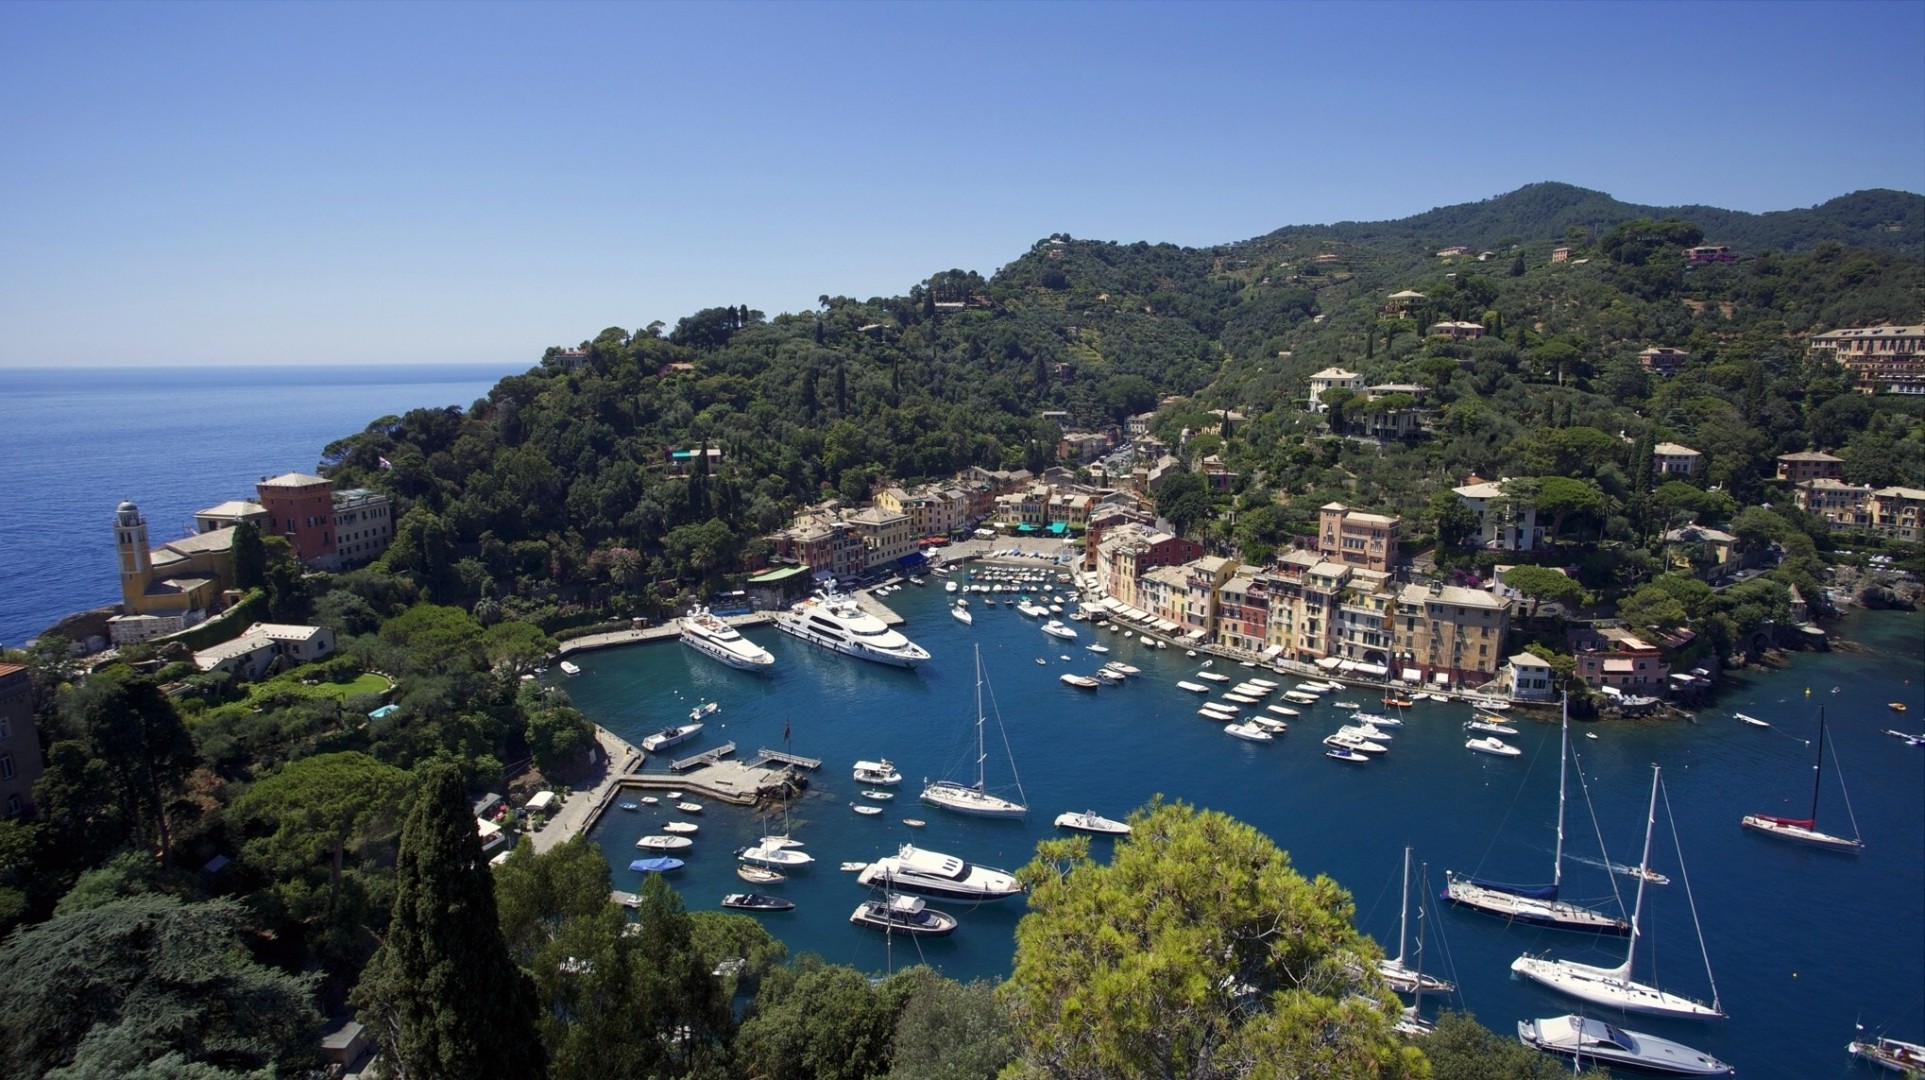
[257,472,337,565]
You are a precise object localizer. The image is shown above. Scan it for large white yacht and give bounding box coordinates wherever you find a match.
[678,605,775,672]
[856,843,1023,902]
[773,589,929,668]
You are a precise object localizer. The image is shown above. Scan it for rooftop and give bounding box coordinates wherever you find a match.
[259,472,329,488]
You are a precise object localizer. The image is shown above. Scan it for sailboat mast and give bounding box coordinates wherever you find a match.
[1612,764,1661,982]
[1810,707,1827,825]
[974,645,988,790]
[1553,693,1569,891]
[1395,845,1412,968]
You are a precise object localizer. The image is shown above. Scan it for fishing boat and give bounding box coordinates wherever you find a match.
[1060,673,1099,690]
[737,864,785,884]
[1742,707,1863,853]
[1054,810,1130,835]
[635,835,693,851]
[1446,695,1630,935]
[849,893,957,936]
[1849,1033,1925,1074]
[721,892,795,912]
[1734,712,1769,728]
[1379,846,1454,996]
[921,646,1028,818]
[1518,1015,1732,1076]
[1512,765,1725,1019]
[853,759,902,785]
[641,724,703,752]
[1224,722,1273,742]
[628,857,684,873]
[679,605,776,672]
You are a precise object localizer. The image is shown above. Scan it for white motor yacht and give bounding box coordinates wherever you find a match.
[1518,1015,1732,1076]
[857,843,1023,901]
[852,759,902,785]
[1054,810,1131,835]
[1041,619,1078,640]
[774,588,930,668]
[641,723,703,752]
[679,606,775,672]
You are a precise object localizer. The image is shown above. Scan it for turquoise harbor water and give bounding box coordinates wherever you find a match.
[567,585,1924,1078]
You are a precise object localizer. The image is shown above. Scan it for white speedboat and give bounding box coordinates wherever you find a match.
[774,588,930,668]
[1518,1015,1732,1076]
[1466,719,1518,735]
[851,803,883,816]
[858,843,1023,901]
[1225,723,1273,742]
[1734,712,1769,728]
[1054,810,1131,835]
[1266,704,1300,717]
[1249,716,1287,733]
[679,606,775,672]
[853,759,902,785]
[661,821,698,834]
[1086,643,1110,654]
[1199,703,1239,718]
[1198,672,1231,683]
[1041,619,1078,640]
[641,723,703,752]
[635,834,693,851]
[558,660,582,676]
[1221,692,1262,705]
[1466,736,1521,757]
[849,893,956,936]
[1282,691,1319,704]
[1106,662,1141,675]
[1323,731,1386,755]
[1176,681,1211,694]
[738,842,815,869]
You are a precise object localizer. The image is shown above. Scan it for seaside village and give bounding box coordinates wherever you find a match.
[37,322,1920,732]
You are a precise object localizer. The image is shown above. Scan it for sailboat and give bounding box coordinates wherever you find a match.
[1741,707,1863,853]
[1444,694,1630,935]
[1392,860,1448,1038]
[921,645,1028,818]
[741,719,815,867]
[1512,765,1726,1020]
[1379,845,1454,996]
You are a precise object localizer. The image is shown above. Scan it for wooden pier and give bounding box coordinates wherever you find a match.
[669,742,736,771]
[748,748,823,770]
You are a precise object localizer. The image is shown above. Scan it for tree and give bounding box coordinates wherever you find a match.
[0,895,320,1078]
[1532,476,1606,541]
[1003,801,1421,1079]
[47,669,196,860]
[481,620,554,676]
[230,520,267,591]
[1617,583,1689,639]
[230,752,409,930]
[1429,491,1479,551]
[1155,471,1215,537]
[1320,386,1358,434]
[1423,1010,1598,1079]
[887,970,1017,1080]
[352,764,545,1080]
[736,955,911,1080]
[1500,566,1584,609]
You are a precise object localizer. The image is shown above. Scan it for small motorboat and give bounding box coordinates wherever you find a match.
[1324,732,1387,755]
[1199,671,1231,683]
[1222,692,1262,705]
[839,861,868,872]
[639,796,659,806]
[1186,649,1197,657]
[902,818,926,828]
[1325,746,1369,763]
[559,660,582,676]
[635,835,693,851]
[1035,658,1048,666]
[1061,673,1100,690]
[1054,810,1131,835]
[849,894,958,936]
[1177,681,1211,693]
[851,803,883,816]
[738,864,786,884]
[860,790,895,801]
[852,759,901,785]
[675,801,703,814]
[1586,732,1600,740]
[1381,696,1415,709]
[1282,691,1319,705]
[662,821,699,834]
[665,791,683,799]
[1087,643,1110,654]
[1886,729,1925,746]
[617,801,640,812]
[1267,704,1300,717]
[1466,735,1521,757]
[1889,702,1908,713]
[629,857,684,873]
[1225,723,1274,742]
[1333,700,1361,710]
[1199,659,1213,667]
[1250,716,1288,733]
[1198,705,1239,720]
[721,892,795,912]
[1095,668,1125,684]
[1466,719,1519,736]
[1735,712,1770,728]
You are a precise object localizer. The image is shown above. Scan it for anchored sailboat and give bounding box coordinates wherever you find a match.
[1512,765,1725,1020]
[1379,845,1454,997]
[1444,694,1630,935]
[921,645,1028,818]
[1741,707,1863,853]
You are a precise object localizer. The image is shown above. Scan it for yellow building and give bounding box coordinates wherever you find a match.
[109,501,237,645]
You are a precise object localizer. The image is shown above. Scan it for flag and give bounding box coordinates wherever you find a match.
[378,456,392,471]
[782,718,791,745]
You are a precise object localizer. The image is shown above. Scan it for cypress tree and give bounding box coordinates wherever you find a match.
[353,765,545,1080]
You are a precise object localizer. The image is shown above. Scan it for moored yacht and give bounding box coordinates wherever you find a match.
[857,843,1023,901]
[849,893,957,936]
[679,605,775,672]
[641,723,703,752]
[1518,1015,1732,1076]
[773,588,930,668]
[852,759,902,786]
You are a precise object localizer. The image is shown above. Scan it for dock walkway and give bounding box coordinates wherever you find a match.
[558,613,770,656]
[669,742,736,771]
[747,748,822,770]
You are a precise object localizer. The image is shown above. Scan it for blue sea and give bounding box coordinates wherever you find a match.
[0,363,526,648]
[564,588,1925,1079]
[2,365,1919,1076]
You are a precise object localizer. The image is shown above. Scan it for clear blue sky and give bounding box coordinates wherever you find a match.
[2,1,1920,367]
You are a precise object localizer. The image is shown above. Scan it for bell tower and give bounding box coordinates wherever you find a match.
[116,501,151,610]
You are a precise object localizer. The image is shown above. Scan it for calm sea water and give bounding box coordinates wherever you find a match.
[566,587,1924,1079]
[0,363,526,647]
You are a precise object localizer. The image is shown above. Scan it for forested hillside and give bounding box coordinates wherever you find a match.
[308,183,1922,625]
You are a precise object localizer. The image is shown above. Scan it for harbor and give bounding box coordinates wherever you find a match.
[550,581,1923,1079]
